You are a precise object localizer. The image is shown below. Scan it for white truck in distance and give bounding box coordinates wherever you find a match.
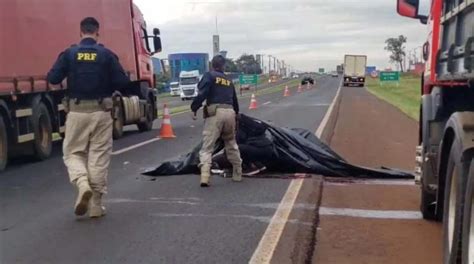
[169,82,180,96]
[343,55,367,87]
[179,70,201,101]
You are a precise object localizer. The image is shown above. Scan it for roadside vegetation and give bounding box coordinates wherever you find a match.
[366,73,421,120]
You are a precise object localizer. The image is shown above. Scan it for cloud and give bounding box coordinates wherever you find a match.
[135,0,427,71]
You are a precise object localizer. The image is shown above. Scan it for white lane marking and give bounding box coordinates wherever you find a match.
[250,79,343,264]
[319,207,423,220]
[112,138,161,155]
[325,179,416,186]
[249,179,304,263]
[263,101,272,105]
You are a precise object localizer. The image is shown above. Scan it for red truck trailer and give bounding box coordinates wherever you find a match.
[0,0,161,170]
[397,0,473,262]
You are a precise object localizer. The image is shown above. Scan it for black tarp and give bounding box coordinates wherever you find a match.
[143,114,414,179]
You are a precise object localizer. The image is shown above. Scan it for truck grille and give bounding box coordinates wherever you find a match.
[183,89,194,96]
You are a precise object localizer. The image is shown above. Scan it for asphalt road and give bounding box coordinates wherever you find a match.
[157,78,297,109]
[0,76,340,263]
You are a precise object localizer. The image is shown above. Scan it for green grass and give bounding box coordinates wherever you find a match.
[366,73,421,120]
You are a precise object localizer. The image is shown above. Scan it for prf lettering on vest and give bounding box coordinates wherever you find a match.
[77,52,98,61]
[215,77,231,86]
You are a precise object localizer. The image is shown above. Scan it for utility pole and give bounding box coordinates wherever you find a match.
[273,57,276,74]
[282,60,285,77]
[268,55,272,74]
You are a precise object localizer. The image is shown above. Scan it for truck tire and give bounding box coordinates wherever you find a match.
[31,103,52,160]
[113,102,124,139]
[421,184,439,220]
[442,141,471,263]
[137,98,154,132]
[0,115,8,171]
[462,160,474,264]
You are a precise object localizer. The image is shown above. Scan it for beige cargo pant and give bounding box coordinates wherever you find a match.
[63,111,113,194]
[199,108,242,174]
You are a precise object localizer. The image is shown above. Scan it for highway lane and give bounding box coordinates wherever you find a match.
[157,78,296,109]
[0,76,340,263]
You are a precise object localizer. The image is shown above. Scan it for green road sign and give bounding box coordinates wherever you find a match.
[318,68,325,73]
[239,74,258,85]
[379,71,400,82]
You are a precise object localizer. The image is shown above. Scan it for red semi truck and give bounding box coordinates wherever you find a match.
[0,0,161,171]
[397,0,473,262]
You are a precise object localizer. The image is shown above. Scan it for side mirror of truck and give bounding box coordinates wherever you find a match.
[397,0,418,18]
[152,28,162,54]
[397,0,428,24]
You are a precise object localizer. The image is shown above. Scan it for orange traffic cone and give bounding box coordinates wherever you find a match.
[249,93,258,110]
[158,103,176,138]
[297,84,303,93]
[283,85,290,97]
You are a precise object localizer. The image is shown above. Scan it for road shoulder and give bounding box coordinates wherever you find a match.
[312,87,442,264]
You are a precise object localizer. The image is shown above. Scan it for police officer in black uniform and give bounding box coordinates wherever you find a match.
[47,17,129,218]
[191,55,242,187]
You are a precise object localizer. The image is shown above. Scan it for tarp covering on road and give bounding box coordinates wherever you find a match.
[142,114,414,179]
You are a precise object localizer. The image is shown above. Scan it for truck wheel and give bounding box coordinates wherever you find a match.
[442,141,471,263]
[462,160,474,263]
[112,103,124,139]
[31,103,52,160]
[137,99,154,132]
[0,115,8,171]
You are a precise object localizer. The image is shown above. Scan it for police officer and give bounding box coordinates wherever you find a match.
[191,55,242,187]
[47,17,129,218]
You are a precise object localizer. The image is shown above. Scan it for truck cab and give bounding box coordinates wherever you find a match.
[179,70,201,100]
[397,0,474,262]
[169,82,180,96]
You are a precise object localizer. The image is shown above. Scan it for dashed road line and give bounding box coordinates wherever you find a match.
[263,101,272,105]
[112,138,161,155]
[325,179,415,186]
[319,207,423,220]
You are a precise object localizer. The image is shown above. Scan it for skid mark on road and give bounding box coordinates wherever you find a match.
[319,207,423,220]
[150,213,313,226]
[107,198,317,211]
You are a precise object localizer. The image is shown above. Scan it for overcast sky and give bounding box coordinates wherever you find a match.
[135,0,427,72]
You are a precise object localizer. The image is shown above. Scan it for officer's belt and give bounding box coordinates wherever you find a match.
[68,98,112,113]
[209,103,233,109]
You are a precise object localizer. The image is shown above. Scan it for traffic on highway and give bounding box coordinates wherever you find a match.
[1,0,473,263]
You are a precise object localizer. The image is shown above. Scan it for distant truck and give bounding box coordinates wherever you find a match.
[169,82,180,96]
[343,55,367,87]
[336,64,344,74]
[179,70,201,100]
[0,0,161,170]
[397,0,474,261]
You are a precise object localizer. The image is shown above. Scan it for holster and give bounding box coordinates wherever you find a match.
[203,104,218,119]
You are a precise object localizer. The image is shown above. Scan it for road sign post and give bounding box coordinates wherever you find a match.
[379,71,400,86]
[239,74,259,95]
